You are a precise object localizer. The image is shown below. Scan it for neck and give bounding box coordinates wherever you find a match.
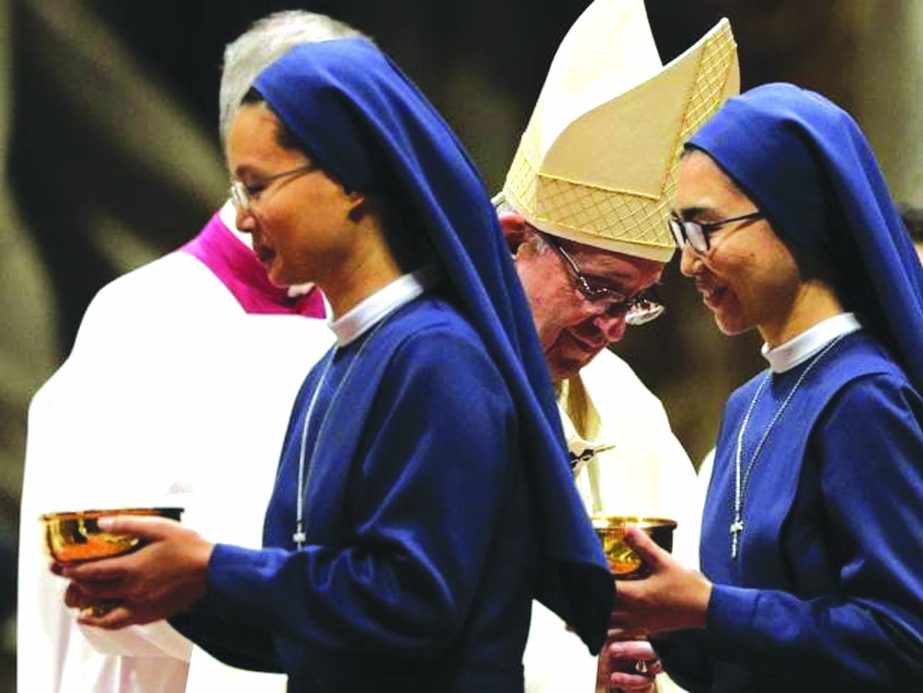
[318,224,405,318]
[758,280,844,348]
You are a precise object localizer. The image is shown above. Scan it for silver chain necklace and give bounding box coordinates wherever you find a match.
[292,316,392,548]
[730,334,847,559]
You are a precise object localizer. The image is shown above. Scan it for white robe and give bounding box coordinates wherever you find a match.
[18,247,333,692]
[524,349,699,693]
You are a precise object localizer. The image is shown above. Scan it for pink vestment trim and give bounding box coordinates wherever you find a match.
[180,212,325,318]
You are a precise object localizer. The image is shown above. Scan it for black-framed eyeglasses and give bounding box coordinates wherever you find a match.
[229,163,317,213]
[668,210,763,254]
[543,234,665,326]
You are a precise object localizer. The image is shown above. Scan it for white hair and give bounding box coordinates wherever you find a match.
[218,11,369,145]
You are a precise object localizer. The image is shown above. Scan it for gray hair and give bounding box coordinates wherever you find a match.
[493,195,553,255]
[219,11,369,145]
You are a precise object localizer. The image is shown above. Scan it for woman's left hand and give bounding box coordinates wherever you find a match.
[52,516,213,630]
[610,525,713,638]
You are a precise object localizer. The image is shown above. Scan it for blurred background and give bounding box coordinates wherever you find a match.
[1,0,921,688]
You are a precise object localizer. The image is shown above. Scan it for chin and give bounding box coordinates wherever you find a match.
[714,312,754,337]
[548,353,597,381]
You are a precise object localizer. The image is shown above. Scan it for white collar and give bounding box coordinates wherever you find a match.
[762,313,861,373]
[330,266,440,347]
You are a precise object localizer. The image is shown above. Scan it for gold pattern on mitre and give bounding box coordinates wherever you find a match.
[501,0,739,261]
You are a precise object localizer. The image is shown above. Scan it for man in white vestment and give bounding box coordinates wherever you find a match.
[17,11,365,693]
[494,1,740,690]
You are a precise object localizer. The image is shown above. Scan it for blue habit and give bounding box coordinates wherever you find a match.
[244,36,611,647]
[175,295,540,690]
[657,331,923,691]
[173,35,613,690]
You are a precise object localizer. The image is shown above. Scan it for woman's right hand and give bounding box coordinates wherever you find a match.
[609,526,712,639]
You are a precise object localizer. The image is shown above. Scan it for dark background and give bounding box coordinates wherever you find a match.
[3,1,921,689]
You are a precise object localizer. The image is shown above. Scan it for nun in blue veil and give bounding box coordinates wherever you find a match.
[606,83,923,692]
[58,37,613,691]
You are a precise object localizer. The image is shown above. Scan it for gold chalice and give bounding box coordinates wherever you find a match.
[41,507,183,565]
[592,515,676,692]
[591,515,676,580]
[42,507,184,617]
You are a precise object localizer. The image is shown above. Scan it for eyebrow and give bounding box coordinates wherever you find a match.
[231,164,258,179]
[672,205,723,222]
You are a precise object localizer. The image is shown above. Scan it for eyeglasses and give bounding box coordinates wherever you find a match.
[543,235,665,326]
[229,163,317,213]
[668,210,763,254]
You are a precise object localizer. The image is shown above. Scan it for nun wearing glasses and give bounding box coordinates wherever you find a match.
[56,34,614,692]
[607,83,923,691]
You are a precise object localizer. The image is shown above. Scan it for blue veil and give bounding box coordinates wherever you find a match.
[253,38,611,650]
[688,82,923,392]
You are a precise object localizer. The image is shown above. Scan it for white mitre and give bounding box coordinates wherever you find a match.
[497,0,739,261]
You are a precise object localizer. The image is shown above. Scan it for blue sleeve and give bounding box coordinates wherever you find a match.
[203,326,518,655]
[651,630,711,692]
[705,374,923,690]
[170,602,282,673]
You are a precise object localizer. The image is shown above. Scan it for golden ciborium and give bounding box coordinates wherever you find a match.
[41,507,184,564]
[592,515,676,693]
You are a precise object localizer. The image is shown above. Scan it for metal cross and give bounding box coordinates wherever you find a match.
[730,518,744,559]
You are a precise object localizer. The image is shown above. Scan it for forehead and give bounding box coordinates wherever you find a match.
[559,237,663,285]
[225,103,296,172]
[675,150,752,215]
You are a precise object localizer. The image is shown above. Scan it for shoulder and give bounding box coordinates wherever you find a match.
[581,350,661,404]
[724,368,769,423]
[379,296,488,359]
[825,330,904,381]
[814,331,916,418]
[374,297,508,397]
[84,252,234,325]
[824,369,921,424]
[579,350,670,422]
[73,253,240,352]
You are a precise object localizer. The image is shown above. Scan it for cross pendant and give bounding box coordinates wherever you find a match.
[729,518,744,559]
[293,526,306,549]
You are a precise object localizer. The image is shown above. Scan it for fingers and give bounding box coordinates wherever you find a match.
[606,626,648,641]
[607,639,656,661]
[76,603,136,630]
[61,555,132,582]
[608,669,656,692]
[96,515,177,540]
[623,525,668,570]
[64,582,88,609]
[71,578,129,601]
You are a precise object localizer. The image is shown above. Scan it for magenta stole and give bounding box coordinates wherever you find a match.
[180,212,325,318]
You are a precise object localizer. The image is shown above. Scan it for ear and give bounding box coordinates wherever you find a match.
[345,190,371,223]
[499,212,538,255]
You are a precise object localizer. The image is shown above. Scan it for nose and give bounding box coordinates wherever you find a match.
[235,205,257,234]
[679,244,702,277]
[574,308,627,347]
[594,312,628,344]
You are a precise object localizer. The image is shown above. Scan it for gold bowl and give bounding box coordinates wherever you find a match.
[592,515,677,580]
[41,507,183,564]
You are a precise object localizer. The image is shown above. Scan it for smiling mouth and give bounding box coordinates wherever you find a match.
[699,284,728,310]
[253,243,275,266]
[563,330,602,355]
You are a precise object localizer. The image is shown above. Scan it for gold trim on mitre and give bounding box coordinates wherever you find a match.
[502,0,739,261]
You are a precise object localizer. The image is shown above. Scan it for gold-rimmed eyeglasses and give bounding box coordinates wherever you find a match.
[229,163,317,214]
